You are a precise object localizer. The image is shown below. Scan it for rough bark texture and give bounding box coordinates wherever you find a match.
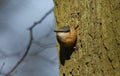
[54,0,120,76]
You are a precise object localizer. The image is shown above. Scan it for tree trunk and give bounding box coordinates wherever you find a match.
[54,0,120,76]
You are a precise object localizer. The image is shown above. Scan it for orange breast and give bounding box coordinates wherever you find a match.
[58,26,77,48]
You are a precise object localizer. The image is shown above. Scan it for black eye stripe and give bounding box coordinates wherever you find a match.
[59,26,70,32]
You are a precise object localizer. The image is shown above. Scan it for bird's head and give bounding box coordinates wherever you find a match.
[54,26,70,33]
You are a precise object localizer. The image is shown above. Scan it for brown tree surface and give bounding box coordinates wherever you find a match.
[54,0,120,76]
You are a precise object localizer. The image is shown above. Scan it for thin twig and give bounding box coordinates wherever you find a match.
[5,7,54,76]
[0,62,5,74]
[29,7,54,29]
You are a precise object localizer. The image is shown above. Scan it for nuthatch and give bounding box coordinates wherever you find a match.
[54,25,78,65]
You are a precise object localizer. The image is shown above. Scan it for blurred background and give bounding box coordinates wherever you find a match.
[0,0,59,76]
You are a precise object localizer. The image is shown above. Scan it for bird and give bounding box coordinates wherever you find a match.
[54,25,78,65]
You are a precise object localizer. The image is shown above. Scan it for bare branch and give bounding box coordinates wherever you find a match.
[0,62,5,74]
[29,7,54,29]
[5,7,54,76]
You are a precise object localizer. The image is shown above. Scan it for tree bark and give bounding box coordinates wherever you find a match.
[54,0,120,76]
